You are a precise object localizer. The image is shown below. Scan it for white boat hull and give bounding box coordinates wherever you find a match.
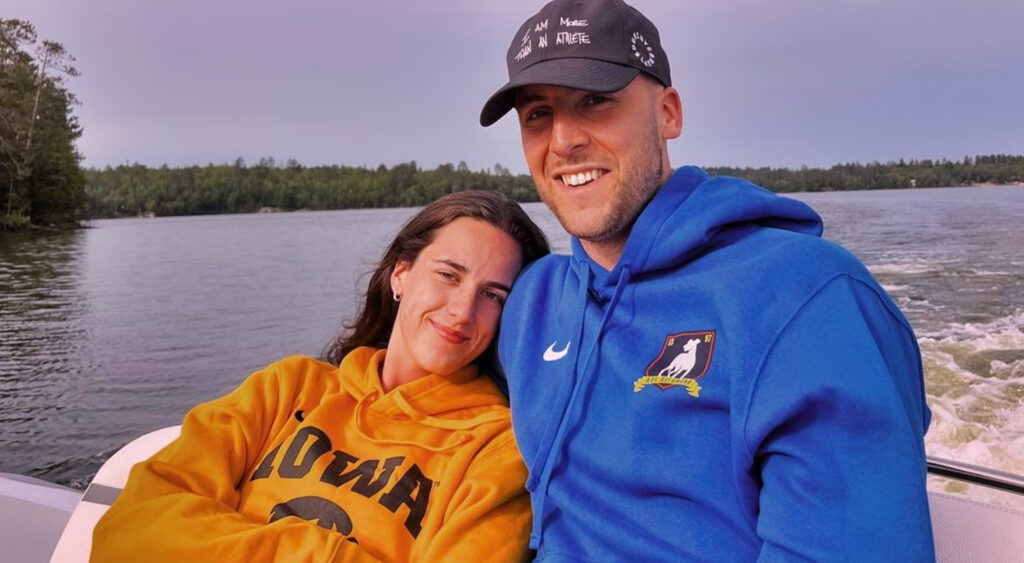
[0,473,80,562]
[3,427,1023,562]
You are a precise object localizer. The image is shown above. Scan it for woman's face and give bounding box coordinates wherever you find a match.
[387,217,523,382]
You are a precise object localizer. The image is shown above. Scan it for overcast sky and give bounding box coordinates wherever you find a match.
[6,0,1023,173]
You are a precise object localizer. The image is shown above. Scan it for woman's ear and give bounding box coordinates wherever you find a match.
[390,260,411,299]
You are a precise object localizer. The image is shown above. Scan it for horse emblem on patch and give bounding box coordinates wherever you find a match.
[633,331,716,396]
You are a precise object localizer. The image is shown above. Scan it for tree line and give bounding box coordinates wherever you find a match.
[83,159,539,218]
[708,154,1024,193]
[0,18,85,230]
[83,155,1024,219]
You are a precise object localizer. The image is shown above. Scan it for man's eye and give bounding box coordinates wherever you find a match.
[584,95,611,106]
[525,108,550,121]
[437,270,457,281]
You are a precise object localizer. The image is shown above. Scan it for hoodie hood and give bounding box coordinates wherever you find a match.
[580,166,822,295]
[338,347,510,439]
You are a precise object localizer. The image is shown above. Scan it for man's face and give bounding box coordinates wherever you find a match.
[515,77,680,245]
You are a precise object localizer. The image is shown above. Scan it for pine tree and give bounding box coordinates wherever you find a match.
[0,18,85,228]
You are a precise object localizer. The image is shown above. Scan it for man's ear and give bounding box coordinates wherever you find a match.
[658,86,683,140]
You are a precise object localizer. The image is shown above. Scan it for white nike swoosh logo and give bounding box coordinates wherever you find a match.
[543,341,571,362]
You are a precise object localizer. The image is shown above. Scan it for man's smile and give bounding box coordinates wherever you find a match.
[559,169,607,187]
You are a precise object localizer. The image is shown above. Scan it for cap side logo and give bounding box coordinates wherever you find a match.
[634,331,715,396]
[630,32,655,68]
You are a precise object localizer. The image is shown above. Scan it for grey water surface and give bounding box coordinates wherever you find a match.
[1,187,1022,493]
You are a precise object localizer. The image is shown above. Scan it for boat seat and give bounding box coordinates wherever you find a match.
[49,425,181,563]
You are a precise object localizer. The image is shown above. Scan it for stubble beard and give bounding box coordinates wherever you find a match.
[543,121,666,245]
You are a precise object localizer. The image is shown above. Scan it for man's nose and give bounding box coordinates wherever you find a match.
[550,112,589,156]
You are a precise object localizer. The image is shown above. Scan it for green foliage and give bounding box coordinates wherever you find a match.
[83,160,540,218]
[82,155,1024,219]
[708,155,1024,193]
[0,210,30,230]
[0,18,85,228]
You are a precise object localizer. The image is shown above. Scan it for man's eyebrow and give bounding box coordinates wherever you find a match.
[515,93,545,107]
[434,259,512,293]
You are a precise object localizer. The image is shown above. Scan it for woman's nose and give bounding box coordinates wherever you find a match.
[446,288,476,324]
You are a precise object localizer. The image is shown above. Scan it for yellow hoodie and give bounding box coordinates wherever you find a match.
[92,348,531,562]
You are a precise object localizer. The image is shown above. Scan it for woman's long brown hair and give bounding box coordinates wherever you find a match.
[321,190,550,370]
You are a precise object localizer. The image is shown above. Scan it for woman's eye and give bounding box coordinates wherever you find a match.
[482,290,506,305]
[437,270,457,281]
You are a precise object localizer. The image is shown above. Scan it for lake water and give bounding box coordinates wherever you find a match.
[1,186,1022,505]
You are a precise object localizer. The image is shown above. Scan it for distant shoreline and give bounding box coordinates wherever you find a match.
[78,183,1022,222]
[75,156,1024,220]
[968,182,1023,188]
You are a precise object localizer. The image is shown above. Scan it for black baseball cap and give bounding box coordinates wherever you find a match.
[480,0,671,127]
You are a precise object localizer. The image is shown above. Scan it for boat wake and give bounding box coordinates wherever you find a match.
[921,309,1024,508]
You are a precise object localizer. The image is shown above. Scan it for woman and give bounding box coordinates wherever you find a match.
[93,191,550,562]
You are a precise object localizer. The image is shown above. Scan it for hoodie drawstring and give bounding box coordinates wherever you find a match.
[524,266,591,549]
[353,389,499,452]
[527,265,632,550]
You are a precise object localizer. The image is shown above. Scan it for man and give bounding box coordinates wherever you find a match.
[483,0,935,560]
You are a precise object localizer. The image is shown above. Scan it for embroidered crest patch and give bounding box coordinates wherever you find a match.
[634,331,716,396]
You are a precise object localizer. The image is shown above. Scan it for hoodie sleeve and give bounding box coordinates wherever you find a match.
[414,430,532,562]
[743,275,934,562]
[91,357,379,562]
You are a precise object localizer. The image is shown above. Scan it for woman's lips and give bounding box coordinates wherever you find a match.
[430,319,469,343]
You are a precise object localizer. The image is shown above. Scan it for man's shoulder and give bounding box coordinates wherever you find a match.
[738,227,872,281]
[688,226,884,326]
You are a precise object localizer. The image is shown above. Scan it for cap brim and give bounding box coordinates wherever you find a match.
[479,58,640,127]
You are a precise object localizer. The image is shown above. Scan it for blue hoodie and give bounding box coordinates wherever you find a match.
[498,167,934,562]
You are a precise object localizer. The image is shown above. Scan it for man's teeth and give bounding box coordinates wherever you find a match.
[561,170,604,187]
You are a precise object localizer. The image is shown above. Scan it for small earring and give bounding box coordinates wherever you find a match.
[393,293,401,302]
